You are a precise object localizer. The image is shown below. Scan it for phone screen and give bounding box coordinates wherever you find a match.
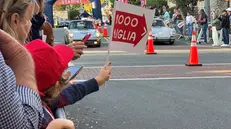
[65,65,83,81]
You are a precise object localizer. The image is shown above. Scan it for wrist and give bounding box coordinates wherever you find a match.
[95,76,105,86]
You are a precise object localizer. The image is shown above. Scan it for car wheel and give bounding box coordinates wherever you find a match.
[169,41,175,45]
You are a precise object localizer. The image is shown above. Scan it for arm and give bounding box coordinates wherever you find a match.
[51,62,112,110]
[51,78,99,110]
[0,53,43,129]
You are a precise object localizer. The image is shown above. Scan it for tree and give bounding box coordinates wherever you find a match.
[54,4,81,20]
[169,0,203,16]
[146,0,167,8]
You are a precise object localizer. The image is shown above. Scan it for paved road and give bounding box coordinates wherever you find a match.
[63,42,231,129]
[55,26,231,129]
[66,79,231,129]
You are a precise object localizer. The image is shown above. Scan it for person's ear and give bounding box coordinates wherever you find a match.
[10,13,20,29]
[55,81,59,88]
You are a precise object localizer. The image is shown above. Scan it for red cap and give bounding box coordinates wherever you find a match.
[25,39,74,94]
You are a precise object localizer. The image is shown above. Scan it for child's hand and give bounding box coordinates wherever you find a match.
[95,62,112,86]
[46,119,75,129]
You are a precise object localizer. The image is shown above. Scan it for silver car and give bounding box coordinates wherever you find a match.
[64,20,101,47]
[152,19,176,45]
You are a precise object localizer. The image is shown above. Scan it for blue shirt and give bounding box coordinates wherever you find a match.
[0,52,44,129]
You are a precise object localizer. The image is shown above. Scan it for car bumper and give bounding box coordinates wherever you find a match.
[74,38,101,46]
[153,36,175,42]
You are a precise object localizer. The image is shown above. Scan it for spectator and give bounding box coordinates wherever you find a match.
[163,6,170,21]
[80,10,91,18]
[172,8,183,35]
[30,0,45,41]
[198,9,208,44]
[219,10,230,47]
[186,12,193,36]
[211,13,222,46]
[25,40,112,128]
[155,8,162,17]
[0,15,43,129]
[0,0,86,128]
[31,0,86,60]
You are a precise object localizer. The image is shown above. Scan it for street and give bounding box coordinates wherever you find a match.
[54,28,231,129]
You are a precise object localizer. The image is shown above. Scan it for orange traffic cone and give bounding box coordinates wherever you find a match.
[103,23,108,37]
[145,30,157,54]
[97,24,103,34]
[185,31,202,66]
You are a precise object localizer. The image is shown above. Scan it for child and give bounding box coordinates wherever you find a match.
[186,12,193,36]
[25,39,112,129]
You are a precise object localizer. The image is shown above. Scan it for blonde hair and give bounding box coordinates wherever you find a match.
[0,0,38,39]
[36,0,45,16]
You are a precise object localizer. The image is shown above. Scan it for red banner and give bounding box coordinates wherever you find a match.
[54,0,90,5]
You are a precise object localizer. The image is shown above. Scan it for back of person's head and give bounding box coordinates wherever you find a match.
[222,10,227,13]
[35,0,44,15]
[200,9,205,14]
[0,0,37,43]
[25,39,74,105]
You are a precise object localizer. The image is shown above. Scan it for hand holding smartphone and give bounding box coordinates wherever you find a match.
[65,66,83,82]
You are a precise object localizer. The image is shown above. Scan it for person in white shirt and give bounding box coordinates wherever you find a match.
[186,12,193,36]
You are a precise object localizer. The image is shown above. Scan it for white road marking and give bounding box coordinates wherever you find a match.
[79,63,231,69]
[83,48,231,55]
[73,76,231,82]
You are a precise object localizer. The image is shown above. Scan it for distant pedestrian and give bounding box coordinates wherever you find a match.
[219,10,230,47]
[211,13,222,46]
[198,9,208,44]
[186,12,193,36]
[163,6,170,21]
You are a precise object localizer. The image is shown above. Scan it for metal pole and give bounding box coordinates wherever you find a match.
[204,0,210,21]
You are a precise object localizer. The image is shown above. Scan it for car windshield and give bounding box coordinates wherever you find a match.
[69,21,94,29]
[152,20,165,27]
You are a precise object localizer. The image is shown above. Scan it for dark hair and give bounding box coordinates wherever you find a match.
[200,9,205,13]
[222,10,227,13]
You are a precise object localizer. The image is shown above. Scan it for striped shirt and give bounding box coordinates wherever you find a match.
[0,52,44,129]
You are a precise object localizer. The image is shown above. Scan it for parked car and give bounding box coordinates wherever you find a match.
[152,18,176,45]
[64,20,101,47]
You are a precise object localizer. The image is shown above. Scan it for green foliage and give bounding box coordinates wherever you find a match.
[69,10,80,20]
[54,4,81,11]
[168,0,203,16]
[146,0,167,8]
[54,5,81,20]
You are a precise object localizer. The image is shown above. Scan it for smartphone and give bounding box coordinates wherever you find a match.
[65,65,83,82]
[82,33,91,43]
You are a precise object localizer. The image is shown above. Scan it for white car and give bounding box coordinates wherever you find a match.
[64,20,101,47]
[152,19,176,45]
